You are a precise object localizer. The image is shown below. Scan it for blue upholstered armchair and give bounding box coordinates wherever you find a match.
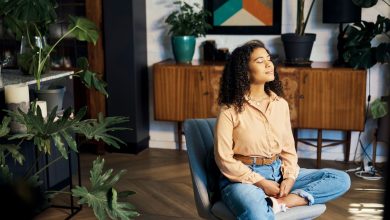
[184,118,326,220]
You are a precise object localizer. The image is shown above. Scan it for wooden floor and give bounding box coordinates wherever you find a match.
[36,148,385,220]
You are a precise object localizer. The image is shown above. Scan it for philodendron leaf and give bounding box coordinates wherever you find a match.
[106,188,139,220]
[74,113,129,149]
[68,16,99,45]
[0,144,25,165]
[71,157,139,220]
[0,117,11,137]
[76,57,108,97]
[78,69,108,97]
[371,98,388,119]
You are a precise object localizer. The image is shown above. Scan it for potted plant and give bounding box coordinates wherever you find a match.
[0,105,139,219]
[165,1,211,63]
[0,1,139,219]
[281,0,317,65]
[0,0,107,113]
[0,0,57,73]
[342,0,389,142]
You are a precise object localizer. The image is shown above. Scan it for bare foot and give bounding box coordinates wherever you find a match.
[276,194,308,208]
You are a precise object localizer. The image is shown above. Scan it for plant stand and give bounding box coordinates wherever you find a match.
[36,145,83,219]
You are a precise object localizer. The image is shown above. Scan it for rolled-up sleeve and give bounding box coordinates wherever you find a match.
[280,101,300,180]
[214,109,264,184]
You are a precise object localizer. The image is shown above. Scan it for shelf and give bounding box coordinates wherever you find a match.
[0,69,74,90]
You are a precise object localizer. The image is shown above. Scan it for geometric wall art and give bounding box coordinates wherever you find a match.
[204,0,282,35]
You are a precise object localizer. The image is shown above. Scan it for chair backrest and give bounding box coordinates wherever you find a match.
[184,118,217,219]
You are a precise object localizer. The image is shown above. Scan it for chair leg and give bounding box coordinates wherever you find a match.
[317,129,322,168]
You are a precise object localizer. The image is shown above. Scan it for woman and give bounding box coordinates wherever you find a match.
[214,41,351,219]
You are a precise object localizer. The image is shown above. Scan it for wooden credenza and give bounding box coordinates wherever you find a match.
[153,60,366,167]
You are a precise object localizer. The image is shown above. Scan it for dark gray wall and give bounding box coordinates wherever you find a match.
[103,0,149,153]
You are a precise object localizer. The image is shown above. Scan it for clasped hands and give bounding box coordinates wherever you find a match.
[255,178,295,198]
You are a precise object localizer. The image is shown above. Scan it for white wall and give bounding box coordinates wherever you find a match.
[146,0,389,162]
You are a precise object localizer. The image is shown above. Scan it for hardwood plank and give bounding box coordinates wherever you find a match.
[37,149,385,219]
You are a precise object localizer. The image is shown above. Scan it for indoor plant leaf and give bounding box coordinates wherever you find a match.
[77,57,108,97]
[74,113,129,148]
[0,117,11,137]
[71,157,139,220]
[371,99,388,119]
[68,16,99,45]
[0,144,25,165]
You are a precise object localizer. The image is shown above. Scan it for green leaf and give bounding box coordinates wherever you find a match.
[76,57,89,70]
[68,16,99,45]
[0,144,25,165]
[78,70,108,97]
[117,191,136,198]
[371,98,388,119]
[0,0,58,28]
[165,1,211,37]
[72,186,107,220]
[60,130,78,153]
[52,133,68,159]
[343,15,389,69]
[74,113,129,148]
[71,157,139,220]
[0,117,11,137]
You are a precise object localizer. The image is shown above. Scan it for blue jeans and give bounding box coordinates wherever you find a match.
[219,159,351,220]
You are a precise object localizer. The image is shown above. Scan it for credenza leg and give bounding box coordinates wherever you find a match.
[345,131,351,162]
[178,122,182,151]
[317,129,322,168]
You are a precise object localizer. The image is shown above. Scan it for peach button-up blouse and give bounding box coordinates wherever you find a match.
[214,91,300,184]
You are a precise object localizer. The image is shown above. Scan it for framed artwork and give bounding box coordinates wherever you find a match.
[204,0,282,35]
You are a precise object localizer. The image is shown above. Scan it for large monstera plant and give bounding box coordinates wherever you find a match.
[0,0,138,219]
[0,0,107,94]
[342,1,389,119]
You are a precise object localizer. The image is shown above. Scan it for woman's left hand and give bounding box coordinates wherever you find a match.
[279,178,295,197]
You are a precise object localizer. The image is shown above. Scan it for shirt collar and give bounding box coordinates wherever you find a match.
[245,90,280,102]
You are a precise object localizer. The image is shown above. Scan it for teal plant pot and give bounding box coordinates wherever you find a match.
[171,36,196,63]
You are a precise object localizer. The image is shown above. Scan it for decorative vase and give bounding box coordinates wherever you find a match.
[34,85,66,114]
[281,33,316,65]
[171,36,196,63]
[18,36,50,75]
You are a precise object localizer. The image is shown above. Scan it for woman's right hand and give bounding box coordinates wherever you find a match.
[255,179,280,197]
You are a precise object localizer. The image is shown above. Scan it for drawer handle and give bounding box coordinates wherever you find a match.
[203,91,209,96]
[303,74,308,84]
[200,72,204,80]
[299,95,304,99]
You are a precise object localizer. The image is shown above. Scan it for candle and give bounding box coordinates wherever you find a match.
[34,101,48,119]
[4,84,30,104]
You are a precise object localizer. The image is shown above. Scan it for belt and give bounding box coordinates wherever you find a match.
[233,154,279,165]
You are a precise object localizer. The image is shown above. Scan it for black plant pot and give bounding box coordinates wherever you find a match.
[34,85,66,114]
[281,33,316,65]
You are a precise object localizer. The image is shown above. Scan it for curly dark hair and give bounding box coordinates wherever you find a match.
[218,41,284,112]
